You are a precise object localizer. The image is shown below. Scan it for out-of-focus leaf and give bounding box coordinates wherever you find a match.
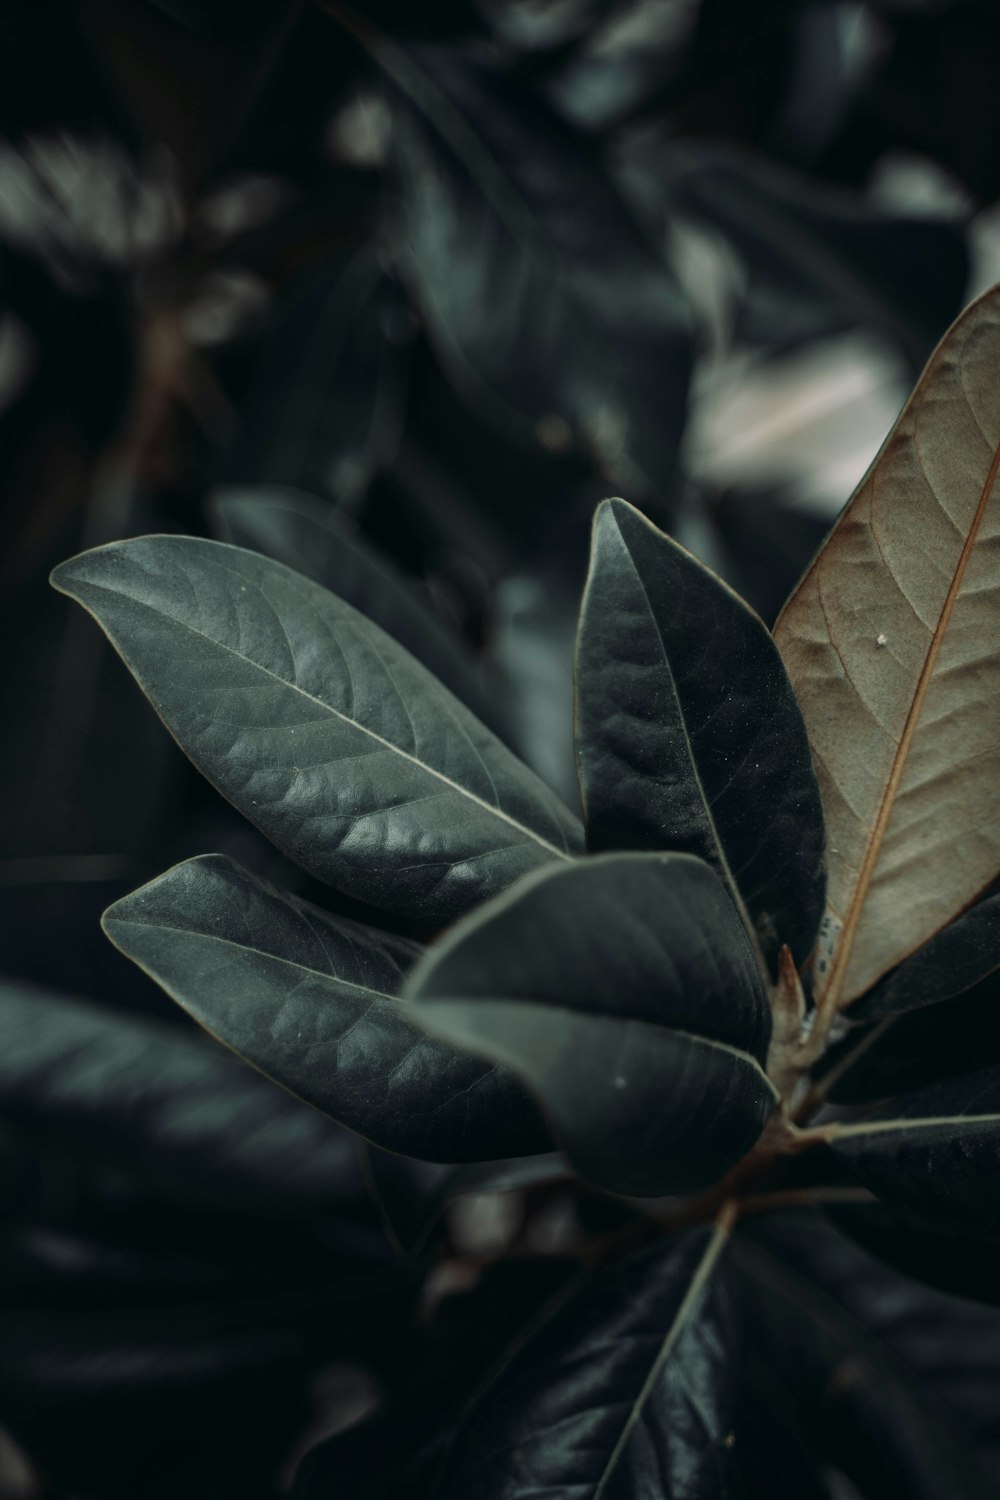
[478,0,612,54]
[409,852,775,1196]
[362,1146,565,1253]
[825,1198,1000,1311]
[104,854,549,1161]
[210,485,501,731]
[641,143,969,366]
[774,284,1000,1009]
[0,979,367,1216]
[0,1279,392,1406]
[734,1354,830,1499]
[0,873,170,1017]
[291,1256,575,1499]
[821,972,1000,1105]
[738,1212,1000,1496]
[223,252,412,508]
[490,551,582,806]
[434,1226,739,1499]
[853,883,1000,1020]
[380,39,693,507]
[51,536,583,924]
[829,1068,1000,1242]
[546,0,698,133]
[576,497,825,969]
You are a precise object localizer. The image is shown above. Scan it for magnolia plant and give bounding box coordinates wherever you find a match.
[51,282,1000,1496]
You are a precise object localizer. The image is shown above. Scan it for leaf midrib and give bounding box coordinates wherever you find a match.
[831,1111,1000,1140]
[105,913,404,1005]
[823,426,1000,1010]
[622,513,746,918]
[69,570,574,862]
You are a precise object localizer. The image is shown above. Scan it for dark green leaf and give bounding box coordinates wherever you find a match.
[50,535,583,924]
[408,852,776,1196]
[210,484,501,732]
[0,979,367,1216]
[575,497,825,969]
[435,1226,738,1499]
[737,1212,997,1498]
[382,42,693,506]
[854,884,1000,1020]
[829,1069,1000,1243]
[103,854,549,1162]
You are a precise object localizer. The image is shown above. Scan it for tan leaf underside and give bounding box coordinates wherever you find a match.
[775,285,1000,1008]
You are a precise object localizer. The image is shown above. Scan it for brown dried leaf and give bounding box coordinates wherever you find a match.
[774,284,1000,1010]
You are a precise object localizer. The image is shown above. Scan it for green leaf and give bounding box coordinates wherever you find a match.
[50,535,583,924]
[380,41,693,506]
[102,854,550,1163]
[829,1068,1000,1243]
[0,978,367,1216]
[210,485,502,734]
[407,852,777,1197]
[434,1224,738,1499]
[774,284,1000,1009]
[576,497,825,969]
[853,884,1000,1020]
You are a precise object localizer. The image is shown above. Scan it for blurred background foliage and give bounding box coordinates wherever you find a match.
[2,1,1000,1495]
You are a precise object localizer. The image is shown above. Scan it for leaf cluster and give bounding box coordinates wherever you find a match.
[45,280,1000,1495]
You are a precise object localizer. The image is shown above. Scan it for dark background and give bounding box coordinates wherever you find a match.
[1,2,998,1496]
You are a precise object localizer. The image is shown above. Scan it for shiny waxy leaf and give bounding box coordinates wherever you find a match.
[576,497,825,968]
[408,852,777,1196]
[853,883,1000,1021]
[210,485,501,733]
[102,854,549,1162]
[774,284,1000,1009]
[382,41,693,505]
[435,1226,738,1500]
[829,1068,1000,1243]
[50,536,582,923]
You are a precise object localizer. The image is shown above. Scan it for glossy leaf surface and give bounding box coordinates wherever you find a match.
[51,536,582,923]
[103,854,549,1162]
[830,1068,1000,1242]
[854,884,1000,1020]
[435,1226,738,1499]
[408,852,776,1196]
[775,285,1000,1008]
[383,41,693,505]
[211,485,500,732]
[576,497,825,968]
